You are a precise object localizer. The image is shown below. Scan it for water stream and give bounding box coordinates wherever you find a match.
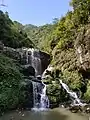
[22,48,42,76]
[0,108,88,120]
[23,48,49,111]
[32,81,49,111]
[59,80,86,106]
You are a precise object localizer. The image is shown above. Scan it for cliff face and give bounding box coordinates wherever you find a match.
[46,24,90,102]
[75,25,90,73]
[0,46,50,75]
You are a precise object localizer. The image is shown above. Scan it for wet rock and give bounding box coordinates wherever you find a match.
[0,41,4,51]
[1,46,51,75]
[69,105,82,113]
[20,80,33,109]
[22,65,35,76]
[68,104,90,113]
[22,114,25,117]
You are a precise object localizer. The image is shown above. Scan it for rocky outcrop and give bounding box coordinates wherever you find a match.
[22,65,35,77]
[75,25,90,72]
[0,45,50,75]
[39,51,51,74]
[69,104,90,113]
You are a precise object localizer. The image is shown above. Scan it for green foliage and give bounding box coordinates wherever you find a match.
[70,0,90,25]
[45,0,90,102]
[24,23,56,53]
[0,10,34,48]
[47,83,60,104]
[0,54,24,113]
[84,80,90,100]
[62,70,83,89]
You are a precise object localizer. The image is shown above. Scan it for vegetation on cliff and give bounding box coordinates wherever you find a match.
[0,54,24,114]
[44,0,90,101]
[0,0,90,113]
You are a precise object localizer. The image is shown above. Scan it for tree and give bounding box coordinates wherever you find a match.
[70,0,90,24]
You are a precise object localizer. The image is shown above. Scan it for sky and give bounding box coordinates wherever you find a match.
[0,0,71,26]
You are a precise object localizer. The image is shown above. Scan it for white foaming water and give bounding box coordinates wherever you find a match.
[31,50,41,76]
[32,81,49,111]
[59,80,86,106]
[22,48,42,76]
[21,48,50,111]
[40,82,49,109]
[42,66,53,79]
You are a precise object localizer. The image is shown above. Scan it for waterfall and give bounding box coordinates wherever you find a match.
[22,48,42,76]
[40,82,49,109]
[30,49,42,76]
[42,66,53,79]
[32,81,49,111]
[59,80,86,106]
[21,48,49,111]
[32,82,40,108]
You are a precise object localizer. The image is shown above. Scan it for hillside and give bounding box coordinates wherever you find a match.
[44,0,90,101]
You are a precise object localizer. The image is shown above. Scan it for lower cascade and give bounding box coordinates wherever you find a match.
[40,82,49,108]
[59,80,86,106]
[32,81,49,111]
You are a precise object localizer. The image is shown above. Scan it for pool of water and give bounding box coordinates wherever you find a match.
[0,108,89,120]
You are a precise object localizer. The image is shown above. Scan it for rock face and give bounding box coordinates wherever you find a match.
[0,44,51,109]
[75,25,90,78]
[20,79,33,109]
[22,65,35,77]
[1,46,50,76]
[75,26,90,71]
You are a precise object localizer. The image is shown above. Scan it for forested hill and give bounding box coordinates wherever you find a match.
[13,21,56,51]
[0,11,35,48]
[0,11,56,51]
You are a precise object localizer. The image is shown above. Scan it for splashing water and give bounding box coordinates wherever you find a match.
[40,82,49,109]
[59,80,86,106]
[22,48,42,76]
[32,81,49,111]
[21,48,49,111]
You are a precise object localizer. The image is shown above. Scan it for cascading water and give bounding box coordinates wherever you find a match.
[40,82,49,109]
[30,49,42,76]
[32,82,40,108]
[32,81,49,111]
[22,48,42,76]
[22,48,49,111]
[59,80,86,106]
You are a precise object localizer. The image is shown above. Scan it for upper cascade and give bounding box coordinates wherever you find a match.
[21,48,42,76]
[1,45,50,76]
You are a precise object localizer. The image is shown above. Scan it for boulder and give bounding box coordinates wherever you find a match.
[22,65,35,76]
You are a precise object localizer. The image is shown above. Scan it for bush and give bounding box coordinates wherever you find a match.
[0,54,23,113]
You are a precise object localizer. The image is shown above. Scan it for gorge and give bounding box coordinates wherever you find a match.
[1,0,90,119]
